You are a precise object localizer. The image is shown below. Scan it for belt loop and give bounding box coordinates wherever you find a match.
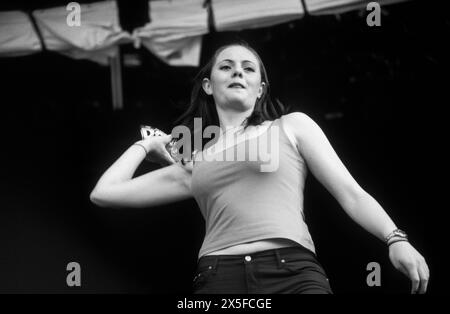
[212,255,219,273]
[275,249,284,268]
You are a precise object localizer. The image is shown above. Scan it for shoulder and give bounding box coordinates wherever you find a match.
[275,112,311,152]
[280,112,320,138]
[279,112,329,154]
[281,112,315,126]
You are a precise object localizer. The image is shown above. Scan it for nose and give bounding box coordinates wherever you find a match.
[232,67,243,78]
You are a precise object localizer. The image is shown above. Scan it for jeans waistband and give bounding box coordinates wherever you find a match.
[198,245,317,268]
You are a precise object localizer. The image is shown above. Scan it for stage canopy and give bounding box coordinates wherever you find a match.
[0,0,410,66]
[0,11,42,57]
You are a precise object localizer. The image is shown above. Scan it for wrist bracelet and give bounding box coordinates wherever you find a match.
[387,238,409,247]
[133,143,148,155]
[385,228,408,243]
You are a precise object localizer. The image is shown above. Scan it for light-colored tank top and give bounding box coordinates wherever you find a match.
[191,114,316,259]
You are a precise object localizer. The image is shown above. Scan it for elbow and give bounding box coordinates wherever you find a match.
[89,188,108,208]
[89,189,102,207]
[89,187,124,209]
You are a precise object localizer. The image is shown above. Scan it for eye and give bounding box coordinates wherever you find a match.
[219,65,231,70]
[244,67,255,72]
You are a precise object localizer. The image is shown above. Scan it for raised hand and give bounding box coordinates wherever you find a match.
[136,134,176,166]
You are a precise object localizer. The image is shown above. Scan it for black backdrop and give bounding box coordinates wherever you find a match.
[0,0,448,294]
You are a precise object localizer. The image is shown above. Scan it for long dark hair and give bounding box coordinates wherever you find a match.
[173,41,288,151]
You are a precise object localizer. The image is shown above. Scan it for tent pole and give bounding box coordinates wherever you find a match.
[109,47,123,110]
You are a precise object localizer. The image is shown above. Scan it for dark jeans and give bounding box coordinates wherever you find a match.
[192,245,333,294]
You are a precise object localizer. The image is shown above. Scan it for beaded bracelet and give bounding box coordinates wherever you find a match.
[133,143,148,155]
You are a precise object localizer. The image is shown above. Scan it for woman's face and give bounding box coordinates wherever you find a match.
[202,45,265,112]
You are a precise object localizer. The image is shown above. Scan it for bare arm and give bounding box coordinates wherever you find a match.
[284,112,429,293]
[90,135,192,209]
[284,112,396,241]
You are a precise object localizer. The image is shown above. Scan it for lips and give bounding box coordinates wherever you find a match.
[228,82,245,88]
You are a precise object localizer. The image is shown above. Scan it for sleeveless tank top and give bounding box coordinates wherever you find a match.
[191,114,316,259]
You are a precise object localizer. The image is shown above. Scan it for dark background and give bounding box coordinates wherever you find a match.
[0,0,447,293]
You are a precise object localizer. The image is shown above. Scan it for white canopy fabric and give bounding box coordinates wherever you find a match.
[305,0,409,15]
[0,11,42,57]
[32,0,132,64]
[133,0,208,67]
[0,0,413,66]
[212,0,304,32]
